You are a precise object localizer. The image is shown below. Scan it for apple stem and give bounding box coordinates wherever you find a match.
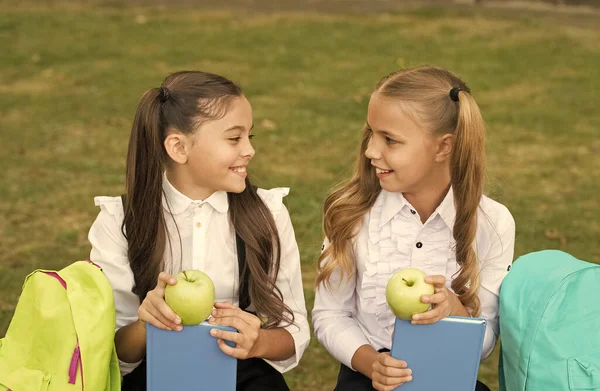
[183,271,188,280]
[402,278,413,287]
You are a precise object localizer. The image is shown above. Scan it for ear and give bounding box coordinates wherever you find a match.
[164,131,188,164]
[435,133,454,163]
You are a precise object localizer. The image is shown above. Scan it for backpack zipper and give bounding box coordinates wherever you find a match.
[43,271,84,390]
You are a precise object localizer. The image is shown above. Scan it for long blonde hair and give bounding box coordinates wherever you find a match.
[316,66,486,316]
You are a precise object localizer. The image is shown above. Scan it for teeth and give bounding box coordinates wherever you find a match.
[232,167,246,173]
[376,168,392,174]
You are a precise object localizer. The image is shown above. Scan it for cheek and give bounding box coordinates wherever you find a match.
[385,148,410,169]
[200,145,234,166]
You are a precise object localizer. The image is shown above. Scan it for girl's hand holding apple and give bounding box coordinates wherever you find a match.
[410,275,468,325]
[208,301,264,359]
[137,272,182,331]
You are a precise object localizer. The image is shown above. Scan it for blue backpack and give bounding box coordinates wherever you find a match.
[498,250,600,390]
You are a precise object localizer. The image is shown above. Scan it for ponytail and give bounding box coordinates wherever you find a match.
[449,90,486,316]
[123,88,169,301]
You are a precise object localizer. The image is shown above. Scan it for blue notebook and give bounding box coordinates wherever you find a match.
[390,316,487,391]
[147,322,237,391]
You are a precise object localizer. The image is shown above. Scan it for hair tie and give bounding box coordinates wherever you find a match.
[449,87,462,102]
[159,86,171,103]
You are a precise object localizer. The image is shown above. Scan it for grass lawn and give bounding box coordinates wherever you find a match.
[1,2,598,390]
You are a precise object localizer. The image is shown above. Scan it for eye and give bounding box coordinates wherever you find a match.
[249,134,255,140]
[385,136,398,145]
[228,137,241,142]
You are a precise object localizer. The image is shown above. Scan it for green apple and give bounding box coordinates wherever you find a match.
[165,270,215,326]
[386,268,435,320]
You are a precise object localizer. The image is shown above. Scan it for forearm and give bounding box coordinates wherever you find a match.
[350,344,378,379]
[254,327,295,361]
[114,319,147,363]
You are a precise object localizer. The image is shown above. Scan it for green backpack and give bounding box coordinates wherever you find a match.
[0,260,121,391]
[498,250,600,391]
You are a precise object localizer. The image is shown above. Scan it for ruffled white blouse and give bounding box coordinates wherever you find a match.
[312,188,515,370]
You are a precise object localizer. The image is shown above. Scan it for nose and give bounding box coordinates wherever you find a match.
[364,136,380,160]
[242,136,255,160]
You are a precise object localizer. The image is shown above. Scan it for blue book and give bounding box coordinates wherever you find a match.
[390,316,487,391]
[146,322,237,391]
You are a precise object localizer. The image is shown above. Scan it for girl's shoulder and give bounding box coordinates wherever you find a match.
[478,194,515,232]
[256,187,290,219]
[93,196,125,220]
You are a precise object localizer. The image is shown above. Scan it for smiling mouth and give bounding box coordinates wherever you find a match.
[375,168,393,174]
[230,166,247,173]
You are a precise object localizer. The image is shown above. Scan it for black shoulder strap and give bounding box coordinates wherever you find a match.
[236,233,251,311]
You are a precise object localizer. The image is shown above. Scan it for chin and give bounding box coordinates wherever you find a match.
[226,181,247,194]
[379,182,404,193]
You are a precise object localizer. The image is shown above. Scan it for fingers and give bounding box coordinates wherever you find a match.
[209,304,262,359]
[416,282,451,324]
[209,328,242,345]
[138,305,180,331]
[377,352,408,369]
[210,305,261,330]
[144,290,181,329]
[209,315,250,332]
[211,327,259,360]
[213,301,235,309]
[411,304,449,324]
[424,274,446,287]
[216,338,247,359]
[372,353,412,391]
[373,376,412,391]
[420,290,447,305]
[156,272,176,290]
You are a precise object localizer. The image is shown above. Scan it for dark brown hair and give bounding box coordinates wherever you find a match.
[123,71,293,327]
[317,66,485,316]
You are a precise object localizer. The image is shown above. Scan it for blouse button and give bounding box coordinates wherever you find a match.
[410,209,416,215]
[195,222,202,228]
[416,242,423,249]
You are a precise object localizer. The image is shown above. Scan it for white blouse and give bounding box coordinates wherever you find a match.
[88,177,310,375]
[312,188,515,370]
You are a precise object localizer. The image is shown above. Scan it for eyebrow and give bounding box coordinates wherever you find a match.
[224,124,254,133]
[366,122,398,138]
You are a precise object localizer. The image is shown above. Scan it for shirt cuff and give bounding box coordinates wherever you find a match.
[334,326,371,371]
[119,358,143,376]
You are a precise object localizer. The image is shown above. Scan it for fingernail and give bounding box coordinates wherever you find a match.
[170,279,176,284]
[175,317,181,324]
[212,310,217,316]
[408,376,413,382]
[210,329,217,336]
[176,326,182,332]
